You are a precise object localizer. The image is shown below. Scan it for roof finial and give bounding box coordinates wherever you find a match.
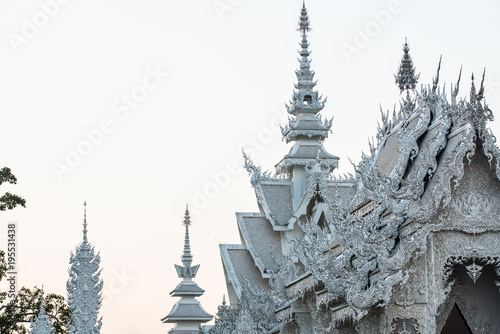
[40,286,46,315]
[470,73,476,103]
[395,38,419,93]
[83,201,88,242]
[183,204,191,227]
[297,1,311,33]
[182,205,193,266]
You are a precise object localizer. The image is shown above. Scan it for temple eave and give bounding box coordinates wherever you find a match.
[284,130,330,143]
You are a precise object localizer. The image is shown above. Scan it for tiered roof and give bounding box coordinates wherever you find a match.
[277,1,338,175]
[220,1,351,305]
[162,207,212,332]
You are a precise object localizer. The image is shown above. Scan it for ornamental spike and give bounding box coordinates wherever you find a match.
[432,55,442,93]
[478,68,486,101]
[470,73,477,104]
[452,65,462,101]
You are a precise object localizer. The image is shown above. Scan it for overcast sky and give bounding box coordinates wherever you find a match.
[1,0,500,333]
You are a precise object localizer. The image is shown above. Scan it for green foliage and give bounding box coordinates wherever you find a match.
[0,169,68,333]
[0,167,26,211]
[0,281,71,333]
[0,251,7,282]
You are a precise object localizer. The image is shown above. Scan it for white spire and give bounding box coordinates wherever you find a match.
[161,207,213,331]
[83,200,88,242]
[29,289,54,334]
[181,205,193,267]
[67,202,103,334]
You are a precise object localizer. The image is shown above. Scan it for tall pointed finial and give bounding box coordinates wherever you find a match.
[182,205,193,266]
[395,38,419,93]
[40,286,46,315]
[297,1,311,33]
[83,201,88,242]
[174,205,200,279]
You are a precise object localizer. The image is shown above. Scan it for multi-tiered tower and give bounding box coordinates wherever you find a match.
[219,0,352,309]
[67,202,103,334]
[162,207,213,334]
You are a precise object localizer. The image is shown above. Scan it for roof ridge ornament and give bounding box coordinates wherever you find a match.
[432,55,442,93]
[451,65,463,105]
[395,38,420,93]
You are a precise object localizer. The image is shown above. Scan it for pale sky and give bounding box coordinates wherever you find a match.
[0,0,500,333]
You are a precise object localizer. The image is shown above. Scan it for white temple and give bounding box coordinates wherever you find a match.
[162,206,213,334]
[66,202,103,334]
[29,290,54,334]
[212,2,500,333]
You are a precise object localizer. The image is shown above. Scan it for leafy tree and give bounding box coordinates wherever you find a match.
[0,284,71,333]
[0,168,70,333]
[0,167,26,211]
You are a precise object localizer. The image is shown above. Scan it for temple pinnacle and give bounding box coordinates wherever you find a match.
[182,205,193,266]
[183,205,191,227]
[83,201,88,242]
[395,38,419,93]
[297,1,311,33]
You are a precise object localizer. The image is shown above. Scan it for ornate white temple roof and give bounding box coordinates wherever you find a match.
[215,3,500,332]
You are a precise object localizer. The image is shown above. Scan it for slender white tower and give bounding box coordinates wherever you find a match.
[67,202,103,334]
